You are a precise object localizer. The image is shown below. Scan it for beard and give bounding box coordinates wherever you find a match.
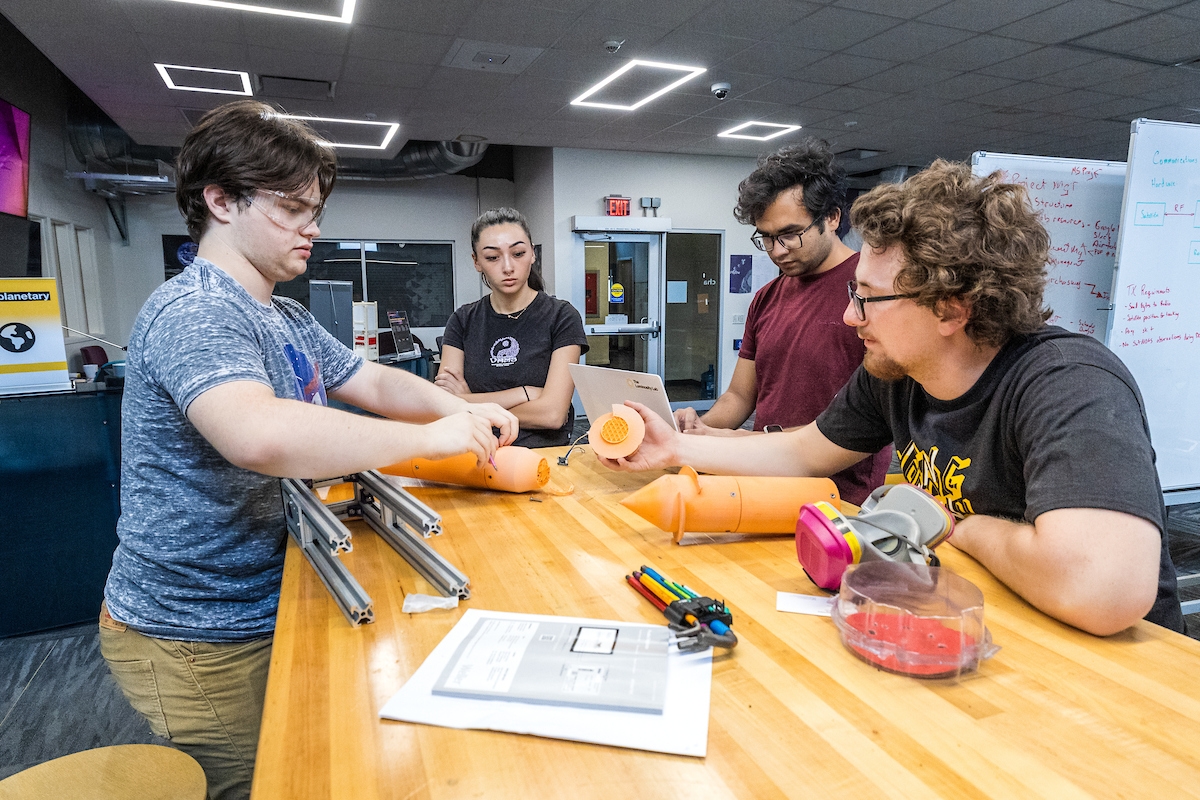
[862,350,908,382]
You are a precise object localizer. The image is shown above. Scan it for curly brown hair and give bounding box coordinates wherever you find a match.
[176,100,337,241]
[850,159,1051,347]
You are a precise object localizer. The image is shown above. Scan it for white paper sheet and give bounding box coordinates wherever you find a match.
[751,253,779,294]
[776,592,835,616]
[379,608,713,757]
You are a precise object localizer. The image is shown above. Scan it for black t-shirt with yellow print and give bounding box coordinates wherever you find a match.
[817,324,1183,632]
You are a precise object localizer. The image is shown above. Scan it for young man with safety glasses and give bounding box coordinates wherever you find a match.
[99,100,517,800]
[603,159,1183,638]
[672,138,889,505]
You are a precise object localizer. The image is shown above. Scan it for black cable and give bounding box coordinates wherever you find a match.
[557,431,590,466]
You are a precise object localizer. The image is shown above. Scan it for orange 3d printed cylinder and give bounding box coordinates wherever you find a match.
[379,446,550,493]
[621,466,840,543]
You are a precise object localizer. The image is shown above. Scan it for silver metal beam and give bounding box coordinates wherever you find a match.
[353,470,470,599]
[281,478,373,626]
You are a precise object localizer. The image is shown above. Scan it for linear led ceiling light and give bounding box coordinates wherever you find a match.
[277,114,400,150]
[571,60,707,111]
[159,0,356,23]
[155,63,253,95]
[718,122,802,141]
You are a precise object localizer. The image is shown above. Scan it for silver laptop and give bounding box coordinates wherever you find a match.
[568,363,679,431]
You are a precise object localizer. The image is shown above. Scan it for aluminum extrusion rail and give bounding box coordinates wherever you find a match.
[353,470,470,599]
[281,478,374,626]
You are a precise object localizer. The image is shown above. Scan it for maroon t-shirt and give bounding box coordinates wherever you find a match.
[740,252,889,504]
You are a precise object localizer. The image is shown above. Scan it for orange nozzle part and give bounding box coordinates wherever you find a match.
[589,404,646,460]
[379,445,550,493]
[621,467,840,543]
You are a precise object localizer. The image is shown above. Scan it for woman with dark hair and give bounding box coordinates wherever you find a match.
[435,208,588,447]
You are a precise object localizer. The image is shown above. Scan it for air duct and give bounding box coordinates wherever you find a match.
[336,140,489,181]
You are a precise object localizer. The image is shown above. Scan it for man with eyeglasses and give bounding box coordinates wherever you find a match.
[603,159,1183,638]
[99,100,518,800]
[673,138,889,505]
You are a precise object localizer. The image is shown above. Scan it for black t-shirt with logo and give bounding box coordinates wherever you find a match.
[816,325,1183,632]
[443,291,588,448]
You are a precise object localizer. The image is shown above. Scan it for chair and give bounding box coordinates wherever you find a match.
[0,744,206,800]
[436,335,444,354]
[79,345,108,366]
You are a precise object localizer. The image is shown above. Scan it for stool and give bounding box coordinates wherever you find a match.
[0,744,206,800]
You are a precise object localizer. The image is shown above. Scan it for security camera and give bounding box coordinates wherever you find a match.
[711,82,731,100]
[603,39,624,54]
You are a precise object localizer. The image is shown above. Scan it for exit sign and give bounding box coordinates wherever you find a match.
[605,195,631,216]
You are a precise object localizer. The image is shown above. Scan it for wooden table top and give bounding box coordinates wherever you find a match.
[254,447,1200,799]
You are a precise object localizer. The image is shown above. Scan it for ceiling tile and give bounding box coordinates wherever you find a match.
[696,98,795,121]
[833,0,950,18]
[852,63,958,93]
[802,86,893,111]
[846,21,975,61]
[523,48,624,82]
[1035,55,1158,88]
[978,46,1102,81]
[716,42,831,80]
[683,0,819,38]
[348,26,454,65]
[340,57,435,89]
[547,14,668,57]
[992,0,1148,44]
[921,72,1018,100]
[456,2,579,48]
[764,6,903,49]
[971,80,1071,107]
[913,34,1041,72]
[355,0,483,36]
[648,30,758,65]
[917,0,1080,34]
[734,78,837,105]
[801,52,898,84]
[585,0,710,28]
[137,37,252,71]
[239,14,350,55]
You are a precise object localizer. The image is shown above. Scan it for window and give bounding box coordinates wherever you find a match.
[273,240,455,329]
[30,214,104,337]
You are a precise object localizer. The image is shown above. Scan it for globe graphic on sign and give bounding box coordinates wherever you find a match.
[0,322,36,353]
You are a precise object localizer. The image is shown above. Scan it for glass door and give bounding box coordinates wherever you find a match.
[581,233,661,374]
[663,232,722,405]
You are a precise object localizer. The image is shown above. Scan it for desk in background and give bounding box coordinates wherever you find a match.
[255,448,1200,799]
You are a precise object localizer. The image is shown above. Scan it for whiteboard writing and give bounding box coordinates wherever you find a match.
[1108,119,1200,493]
[973,153,1125,341]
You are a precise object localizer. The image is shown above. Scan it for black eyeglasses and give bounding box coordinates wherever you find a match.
[751,218,819,252]
[847,280,918,321]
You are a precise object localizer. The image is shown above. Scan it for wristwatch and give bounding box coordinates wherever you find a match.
[764,424,784,433]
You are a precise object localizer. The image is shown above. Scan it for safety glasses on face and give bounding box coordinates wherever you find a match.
[750,218,819,252]
[247,189,324,232]
[847,280,919,321]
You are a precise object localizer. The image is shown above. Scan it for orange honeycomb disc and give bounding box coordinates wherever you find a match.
[589,404,646,460]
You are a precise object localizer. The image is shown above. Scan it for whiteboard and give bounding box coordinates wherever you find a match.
[972,152,1125,340]
[1108,119,1200,495]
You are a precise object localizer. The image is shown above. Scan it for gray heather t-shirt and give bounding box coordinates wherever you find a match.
[104,257,363,642]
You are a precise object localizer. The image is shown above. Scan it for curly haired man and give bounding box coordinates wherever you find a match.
[604,159,1183,637]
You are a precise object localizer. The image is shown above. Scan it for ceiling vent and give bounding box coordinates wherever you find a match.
[442,38,543,74]
[258,75,336,101]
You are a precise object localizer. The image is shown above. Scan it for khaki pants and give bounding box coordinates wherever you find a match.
[98,603,272,800]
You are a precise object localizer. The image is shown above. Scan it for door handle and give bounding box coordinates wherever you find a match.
[585,322,660,336]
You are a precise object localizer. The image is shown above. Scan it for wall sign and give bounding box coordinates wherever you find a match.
[605,195,631,216]
[609,282,625,304]
[0,278,72,396]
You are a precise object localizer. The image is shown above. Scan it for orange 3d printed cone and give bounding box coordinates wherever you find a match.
[379,446,550,493]
[589,404,646,460]
[621,466,840,543]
